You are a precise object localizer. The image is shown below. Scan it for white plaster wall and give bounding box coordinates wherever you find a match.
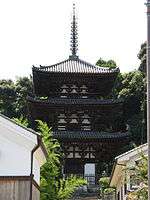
[0,116,46,185]
[0,134,31,176]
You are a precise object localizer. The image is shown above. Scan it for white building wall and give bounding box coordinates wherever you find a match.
[0,134,31,176]
[0,115,46,185]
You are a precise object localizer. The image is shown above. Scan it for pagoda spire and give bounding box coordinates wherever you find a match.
[70,3,78,59]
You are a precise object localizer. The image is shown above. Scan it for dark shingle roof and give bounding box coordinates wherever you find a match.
[33,58,119,74]
[53,131,130,140]
[27,96,123,105]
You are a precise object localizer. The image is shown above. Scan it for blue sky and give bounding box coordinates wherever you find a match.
[0,0,146,80]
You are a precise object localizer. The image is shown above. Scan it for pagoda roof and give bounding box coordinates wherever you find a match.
[53,131,130,140]
[33,58,119,74]
[27,96,123,106]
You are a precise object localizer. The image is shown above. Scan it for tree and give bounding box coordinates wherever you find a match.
[37,120,86,200]
[113,71,146,145]
[99,177,115,199]
[15,76,33,117]
[127,153,148,200]
[96,58,117,69]
[13,118,86,200]
[138,42,146,73]
[0,79,17,118]
[0,77,33,119]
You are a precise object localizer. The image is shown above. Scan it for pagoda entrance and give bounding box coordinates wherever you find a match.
[84,163,96,185]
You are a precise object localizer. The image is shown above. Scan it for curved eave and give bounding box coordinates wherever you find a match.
[52,131,130,141]
[32,66,119,76]
[32,57,119,75]
[27,96,124,106]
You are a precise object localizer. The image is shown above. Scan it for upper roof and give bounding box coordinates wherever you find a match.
[33,58,119,74]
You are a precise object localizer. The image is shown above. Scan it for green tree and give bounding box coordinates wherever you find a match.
[127,153,148,200]
[37,120,86,200]
[113,71,146,145]
[0,77,33,119]
[96,58,117,69]
[57,175,87,200]
[15,76,33,117]
[138,42,146,73]
[99,177,115,199]
[0,79,16,118]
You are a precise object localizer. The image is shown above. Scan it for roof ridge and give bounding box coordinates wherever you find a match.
[115,143,148,160]
[34,59,70,69]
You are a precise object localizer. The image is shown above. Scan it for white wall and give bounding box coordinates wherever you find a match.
[0,115,46,185]
[0,134,31,176]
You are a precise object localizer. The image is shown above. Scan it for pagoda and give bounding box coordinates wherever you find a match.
[27,4,130,184]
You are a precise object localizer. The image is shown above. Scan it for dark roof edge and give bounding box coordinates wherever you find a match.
[27,96,124,105]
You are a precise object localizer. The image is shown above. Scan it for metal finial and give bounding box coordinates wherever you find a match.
[70,3,78,59]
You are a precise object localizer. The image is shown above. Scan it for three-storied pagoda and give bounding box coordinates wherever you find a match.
[28,4,130,183]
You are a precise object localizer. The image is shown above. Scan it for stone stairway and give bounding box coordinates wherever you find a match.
[71,185,99,200]
[79,196,98,200]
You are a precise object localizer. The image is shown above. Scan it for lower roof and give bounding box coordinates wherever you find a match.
[28,96,123,106]
[53,131,130,140]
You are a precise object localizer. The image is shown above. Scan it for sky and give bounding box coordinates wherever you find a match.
[0,0,147,80]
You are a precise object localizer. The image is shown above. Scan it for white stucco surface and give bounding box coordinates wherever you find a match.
[0,115,47,185]
[0,134,31,176]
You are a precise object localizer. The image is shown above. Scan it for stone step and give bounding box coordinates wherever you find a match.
[79,197,98,200]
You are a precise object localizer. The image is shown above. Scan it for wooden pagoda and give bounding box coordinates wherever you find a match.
[27,4,130,184]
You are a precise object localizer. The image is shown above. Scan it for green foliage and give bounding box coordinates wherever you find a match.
[99,177,110,192]
[99,177,115,198]
[39,96,48,100]
[57,175,87,200]
[36,120,61,200]
[127,153,148,200]
[13,115,29,127]
[36,121,86,200]
[0,79,16,117]
[113,70,146,145]
[103,187,115,195]
[96,58,117,69]
[15,76,33,117]
[138,42,146,73]
[0,77,33,118]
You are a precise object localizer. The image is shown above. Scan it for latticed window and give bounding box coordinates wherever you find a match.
[58,113,67,130]
[60,84,88,97]
[81,114,91,130]
[69,114,78,124]
[61,85,68,93]
[70,85,78,93]
[80,85,88,94]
